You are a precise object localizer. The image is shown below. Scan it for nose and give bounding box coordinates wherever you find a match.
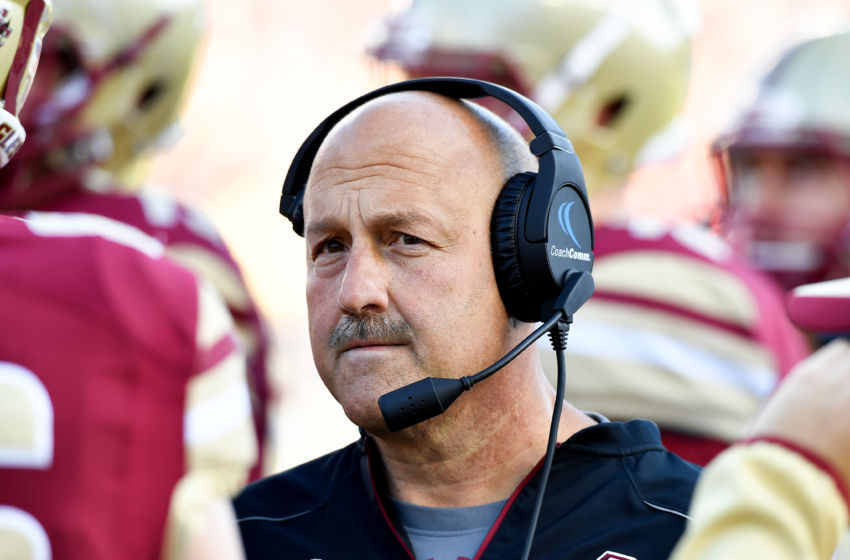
[337,241,389,316]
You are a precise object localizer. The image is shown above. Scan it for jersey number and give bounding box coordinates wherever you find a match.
[0,362,54,560]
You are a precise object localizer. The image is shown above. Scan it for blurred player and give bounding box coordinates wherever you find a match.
[0,212,255,560]
[0,0,275,477]
[369,0,809,465]
[714,30,850,356]
[0,4,254,556]
[714,31,850,303]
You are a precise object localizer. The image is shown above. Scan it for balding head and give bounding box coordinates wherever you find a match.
[307,91,537,210]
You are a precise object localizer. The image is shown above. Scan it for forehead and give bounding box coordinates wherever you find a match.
[303,92,503,229]
[303,146,475,235]
[731,146,838,165]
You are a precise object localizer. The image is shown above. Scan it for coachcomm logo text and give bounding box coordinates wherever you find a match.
[550,244,592,262]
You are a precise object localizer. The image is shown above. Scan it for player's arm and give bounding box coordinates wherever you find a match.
[180,497,246,560]
[671,340,850,560]
[161,277,258,560]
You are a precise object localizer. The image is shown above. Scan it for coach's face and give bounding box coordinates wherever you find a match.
[302,92,514,433]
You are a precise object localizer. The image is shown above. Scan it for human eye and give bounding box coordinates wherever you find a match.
[400,234,424,246]
[389,232,425,246]
[324,239,347,253]
[312,237,347,261]
[387,232,431,255]
[788,154,830,184]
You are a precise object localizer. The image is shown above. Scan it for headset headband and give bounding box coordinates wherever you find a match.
[279,76,586,240]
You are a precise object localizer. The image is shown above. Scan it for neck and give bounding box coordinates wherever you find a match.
[368,358,596,508]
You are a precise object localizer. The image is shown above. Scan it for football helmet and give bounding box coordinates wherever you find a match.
[714,31,850,290]
[0,0,51,167]
[0,0,205,208]
[369,0,696,192]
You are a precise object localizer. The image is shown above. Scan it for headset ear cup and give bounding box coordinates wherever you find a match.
[491,172,539,323]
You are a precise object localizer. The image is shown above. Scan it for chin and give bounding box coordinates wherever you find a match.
[325,359,422,426]
[321,373,388,430]
[340,397,388,433]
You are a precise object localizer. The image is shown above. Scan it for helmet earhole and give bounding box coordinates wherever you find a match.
[138,81,165,110]
[596,94,630,128]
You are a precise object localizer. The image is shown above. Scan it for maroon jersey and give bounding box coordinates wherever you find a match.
[543,219,811,465]
[0,213,252,559]
[41,186,272,478]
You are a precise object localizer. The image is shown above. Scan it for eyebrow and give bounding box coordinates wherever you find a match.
[305,208,453,240]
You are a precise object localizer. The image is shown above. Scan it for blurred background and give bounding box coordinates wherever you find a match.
[145,0,850,473]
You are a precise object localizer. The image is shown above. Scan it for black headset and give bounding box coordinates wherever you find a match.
[279,77,594,323]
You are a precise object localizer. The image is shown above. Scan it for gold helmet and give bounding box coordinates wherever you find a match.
[0,0,51,167]
[369,0,696,192]
[56,0,206,178]
[715,31,850,162]
[11,0,205,181]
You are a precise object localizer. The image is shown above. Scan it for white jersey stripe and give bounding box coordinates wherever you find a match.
[564,320,776,400]
[23,211,164,258]
[184,375,253,448]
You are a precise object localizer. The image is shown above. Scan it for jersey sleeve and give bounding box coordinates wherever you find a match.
[670,441,848,560]
[137,188,274,479]
[161,277,258,560]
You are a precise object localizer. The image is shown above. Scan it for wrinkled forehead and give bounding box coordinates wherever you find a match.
[306,91,506,205]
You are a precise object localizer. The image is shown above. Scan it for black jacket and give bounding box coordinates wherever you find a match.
[234,419,700,559]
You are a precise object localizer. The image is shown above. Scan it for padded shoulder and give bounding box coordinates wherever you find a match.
[564,419,700,518]
[621,442,701,518]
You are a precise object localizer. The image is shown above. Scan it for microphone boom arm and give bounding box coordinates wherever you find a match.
[378,270,594,432]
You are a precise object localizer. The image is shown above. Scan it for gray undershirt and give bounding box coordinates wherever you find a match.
[391,498,508,560]
[389,413,607,559]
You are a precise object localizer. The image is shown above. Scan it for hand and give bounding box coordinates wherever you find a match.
[750,339,850,492]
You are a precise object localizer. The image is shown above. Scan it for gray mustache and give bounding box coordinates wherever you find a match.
[329,314,413,348]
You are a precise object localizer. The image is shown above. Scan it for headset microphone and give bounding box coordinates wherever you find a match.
[379,269,594,432]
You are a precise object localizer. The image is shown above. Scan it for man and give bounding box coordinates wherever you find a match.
[234,84,699,559]
[368,0,809,466]
[0,0,275,478]
[690,31,850,558]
